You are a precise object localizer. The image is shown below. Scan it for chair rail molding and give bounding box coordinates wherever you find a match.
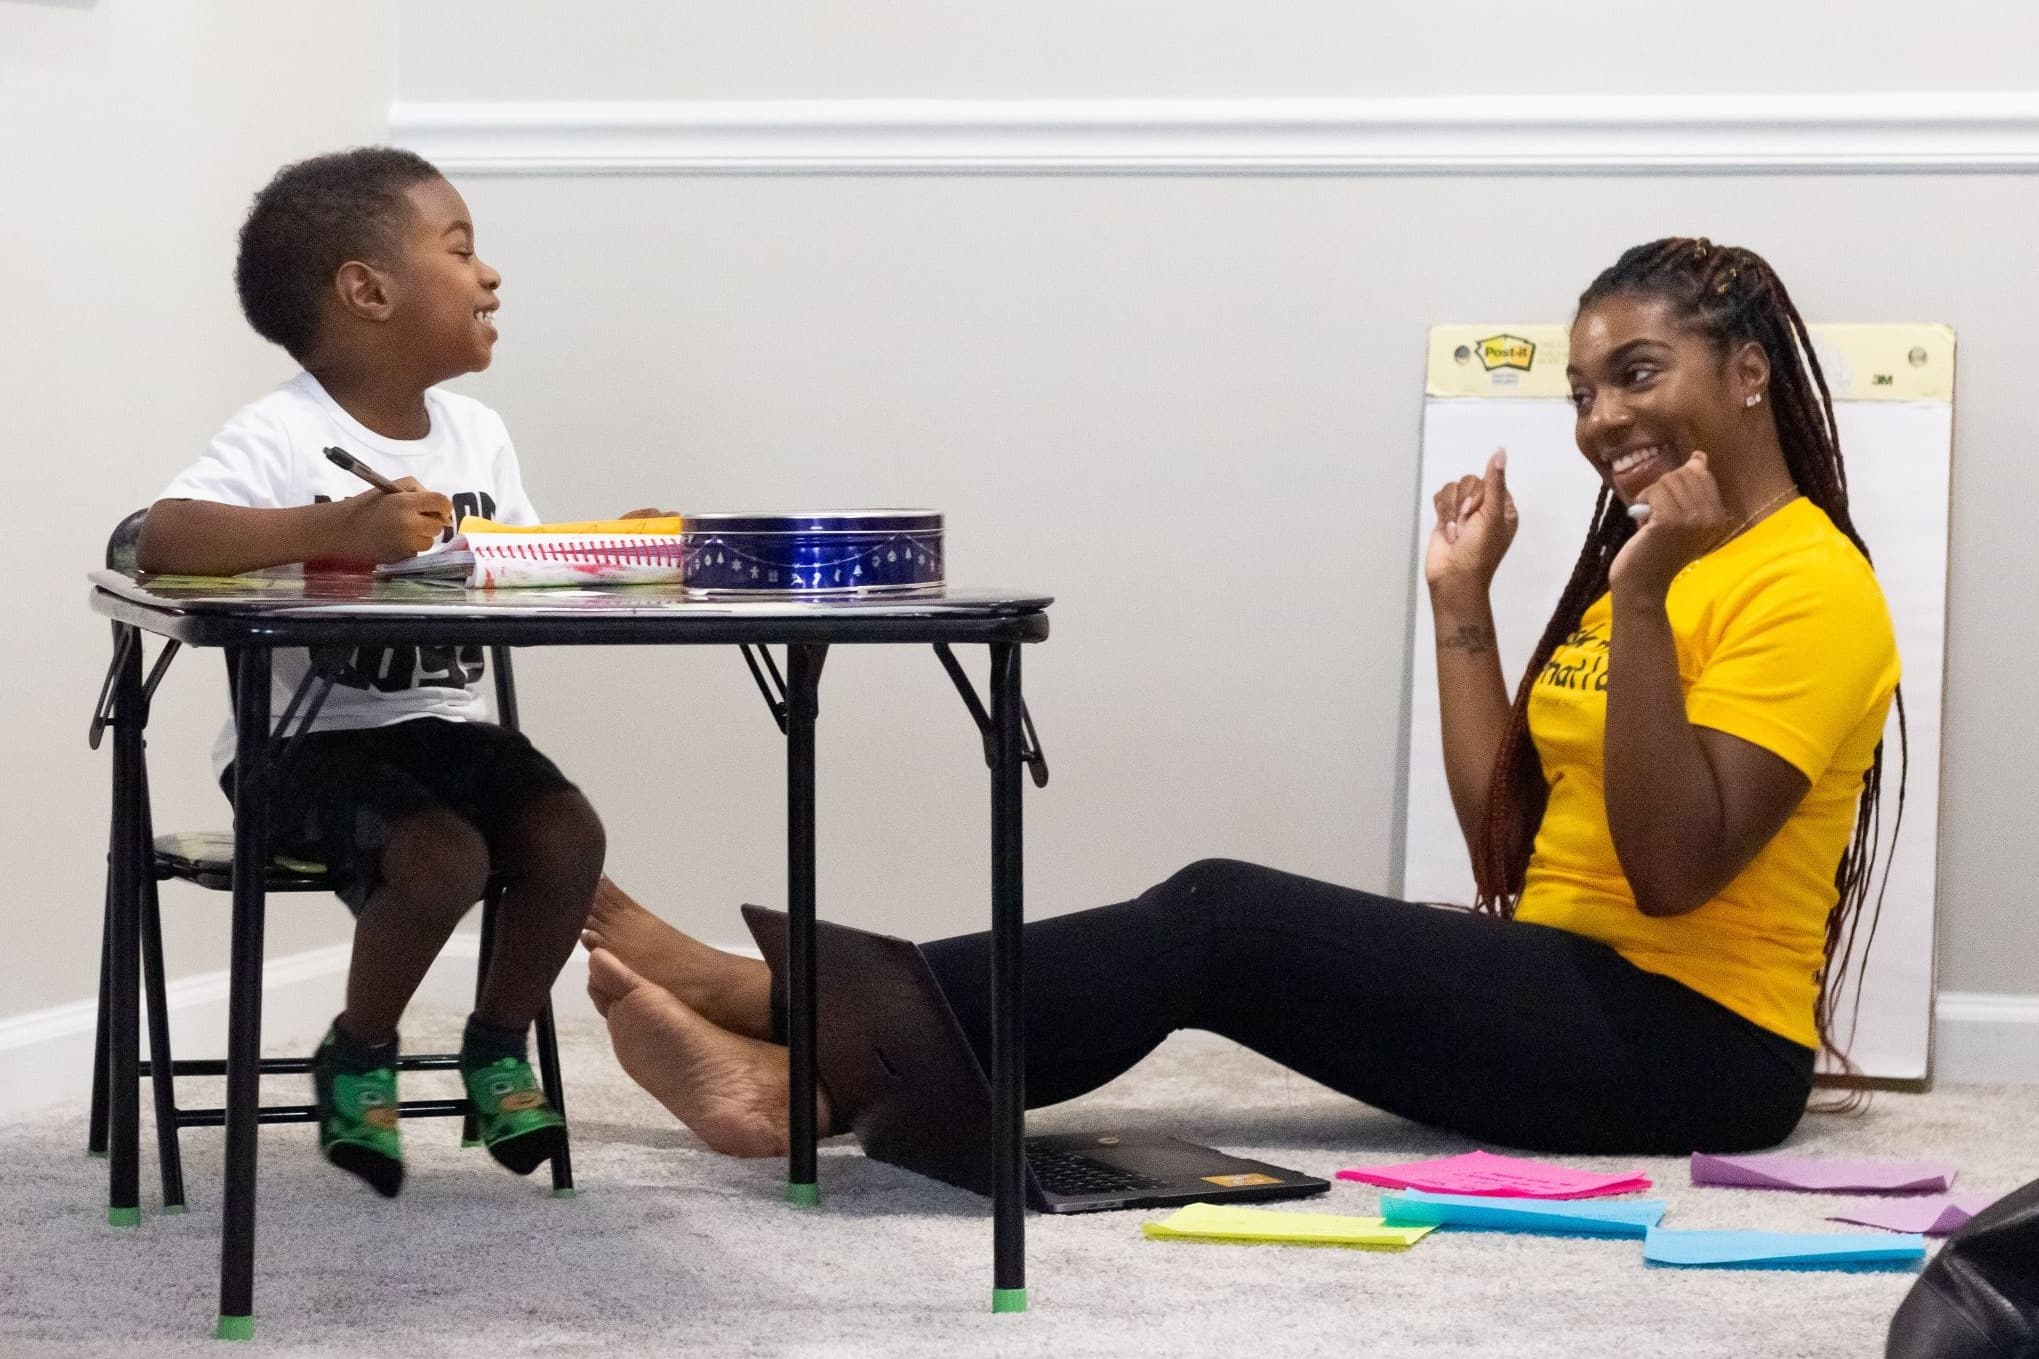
[391,93,2039,177]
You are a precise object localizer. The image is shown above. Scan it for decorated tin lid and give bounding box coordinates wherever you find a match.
[680,509,944,596]
[682,510,940,533]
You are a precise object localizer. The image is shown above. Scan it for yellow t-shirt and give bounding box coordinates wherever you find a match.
[1512,498,1900,1048]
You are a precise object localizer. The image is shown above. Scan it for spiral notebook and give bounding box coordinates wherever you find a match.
[376,516,686,587]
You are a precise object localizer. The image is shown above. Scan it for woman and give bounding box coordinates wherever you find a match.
[583,238,1901,1156]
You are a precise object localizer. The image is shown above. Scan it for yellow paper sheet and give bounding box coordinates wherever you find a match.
[459,515,683,536]
[1141,1202,1436,1250]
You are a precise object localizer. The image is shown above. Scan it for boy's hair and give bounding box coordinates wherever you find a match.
[234,147,445,362]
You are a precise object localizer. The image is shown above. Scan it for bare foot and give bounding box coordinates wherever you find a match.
[582,876,775,1040]
[587,947,826,1158]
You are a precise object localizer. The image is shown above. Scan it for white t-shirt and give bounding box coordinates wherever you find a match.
[157,372,539,776]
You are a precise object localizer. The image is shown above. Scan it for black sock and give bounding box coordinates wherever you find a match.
[328,1016,399,1073]
[460,1014,529,1069]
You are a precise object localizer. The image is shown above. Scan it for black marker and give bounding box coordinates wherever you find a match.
[323,445,403,494]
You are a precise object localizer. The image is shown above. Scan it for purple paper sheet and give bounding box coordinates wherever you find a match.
[1828,1194,2000,1236]
[1690,1153,1956,1194]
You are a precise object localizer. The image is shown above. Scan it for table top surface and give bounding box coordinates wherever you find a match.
[89,569,1053,647]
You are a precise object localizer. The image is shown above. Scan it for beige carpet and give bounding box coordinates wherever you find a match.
[2,1005,2031,1357]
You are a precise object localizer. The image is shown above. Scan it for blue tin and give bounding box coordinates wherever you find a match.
[681,510,944,597]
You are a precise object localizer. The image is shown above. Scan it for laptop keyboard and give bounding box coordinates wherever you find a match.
[1025,1143,1173,1197]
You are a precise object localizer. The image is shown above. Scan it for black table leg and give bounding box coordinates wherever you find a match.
[988,642,1027,1312]
[217,646,271,1342]
[106,627,144,1228]
[784,644,824,1207]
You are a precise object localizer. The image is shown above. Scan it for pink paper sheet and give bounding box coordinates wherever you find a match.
[1690,1153,1956,1194]
[1828,1194,2000,1236]
[1334,1150,1651,1200]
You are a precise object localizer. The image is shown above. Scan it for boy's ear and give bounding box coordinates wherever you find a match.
[333,260,396,323]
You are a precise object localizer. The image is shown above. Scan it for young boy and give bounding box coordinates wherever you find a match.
[139,147,614,1197]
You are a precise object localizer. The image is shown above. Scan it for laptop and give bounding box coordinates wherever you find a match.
[742,905,1330,1214]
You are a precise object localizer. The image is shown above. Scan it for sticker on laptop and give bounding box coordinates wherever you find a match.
[1201,1173,1282,1187]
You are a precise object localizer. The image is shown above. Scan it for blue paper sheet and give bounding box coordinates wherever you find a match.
[1642,1227,1926,1271]
[1379,1190,1666,1238]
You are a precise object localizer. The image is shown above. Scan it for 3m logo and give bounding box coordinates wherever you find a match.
[1476,334,1536,372]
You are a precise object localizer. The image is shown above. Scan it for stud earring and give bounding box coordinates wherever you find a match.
[1745,392,1763,408]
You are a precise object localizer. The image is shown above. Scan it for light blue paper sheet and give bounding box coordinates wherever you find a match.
[1379,1190,1666,1238]
[1642,1227,1926,1271]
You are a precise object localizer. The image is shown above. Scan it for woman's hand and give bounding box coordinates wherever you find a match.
[1608,450,1730,603]
[1425,449,1518,600]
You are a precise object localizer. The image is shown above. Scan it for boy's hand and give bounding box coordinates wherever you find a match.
[339,479,454,563]
[618,506,678,519]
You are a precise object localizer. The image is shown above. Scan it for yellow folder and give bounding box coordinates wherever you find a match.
[1142,1202,1436,1250]
[458,515,683,536]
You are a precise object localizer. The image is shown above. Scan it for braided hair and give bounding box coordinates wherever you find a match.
[1472,237,1907,1074]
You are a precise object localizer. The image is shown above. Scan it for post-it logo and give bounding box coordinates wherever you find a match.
[1476,334,1536,373]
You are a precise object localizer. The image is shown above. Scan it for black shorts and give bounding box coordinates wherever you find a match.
[221,717,580,912]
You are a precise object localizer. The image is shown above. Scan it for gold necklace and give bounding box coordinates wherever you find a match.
[1678,487,1799,576]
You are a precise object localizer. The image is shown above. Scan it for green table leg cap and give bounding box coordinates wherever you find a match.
[215,1314,254,1342]
[107,1206,141,1228]
[550,1186,578,1200]
[461,1138,483,1149]
[992,1288,1029,1314]
[161,1204,189,1216]
[785,1181,821,1208]
[86,1148,108,1159]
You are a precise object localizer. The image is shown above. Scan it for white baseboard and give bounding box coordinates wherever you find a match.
[7,954,2034,1125]
[1934,991,2039,1084]
[0,941,357,1127]
[0,935,613,1126]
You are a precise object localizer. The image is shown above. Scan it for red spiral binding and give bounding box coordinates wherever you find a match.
[481,537,685,566]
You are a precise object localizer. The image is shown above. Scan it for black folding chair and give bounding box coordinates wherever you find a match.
[88,509,574,1218]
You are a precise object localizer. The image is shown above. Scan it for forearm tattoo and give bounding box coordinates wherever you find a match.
[1440,624,1496,657]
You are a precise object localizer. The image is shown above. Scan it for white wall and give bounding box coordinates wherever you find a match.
[390,1,2039,1020]
[373,170,2039,1008]
[396,0,2039,100]
[0,0,396,1021]
[4,2,2035,1101]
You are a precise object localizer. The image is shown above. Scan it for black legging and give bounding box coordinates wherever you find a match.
[917,859,1815,1155]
